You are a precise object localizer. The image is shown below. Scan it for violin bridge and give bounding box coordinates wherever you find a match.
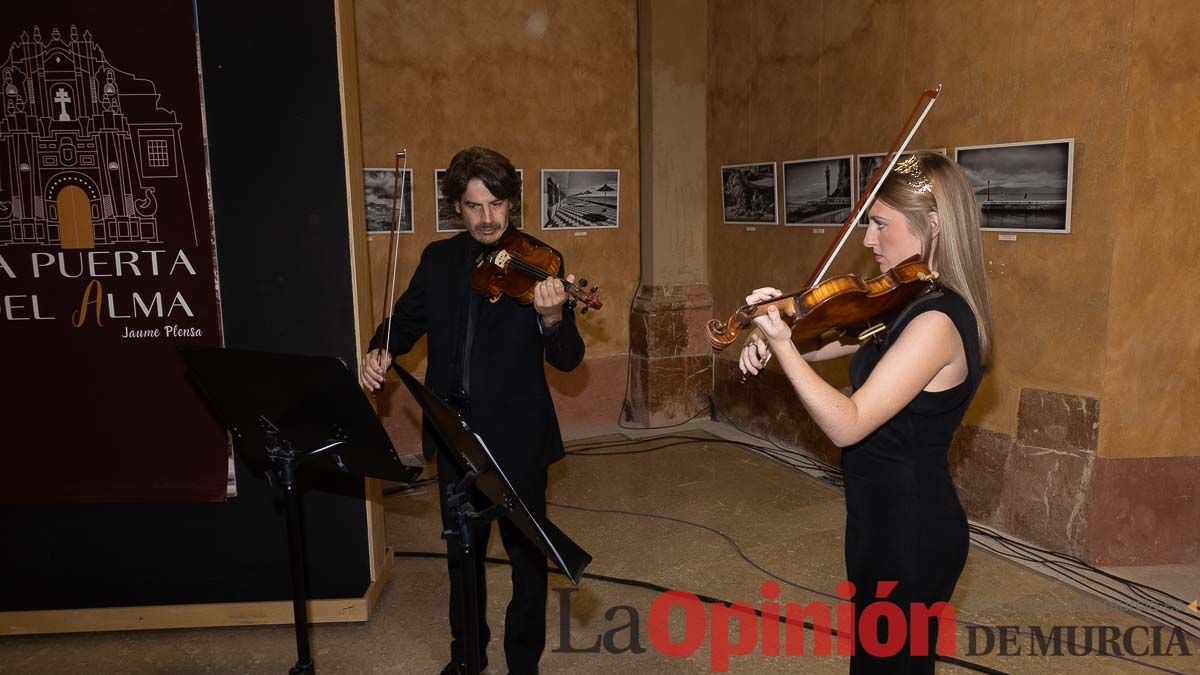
[917,271,940,282]
[858,322,887,342]
[493,250,511,269]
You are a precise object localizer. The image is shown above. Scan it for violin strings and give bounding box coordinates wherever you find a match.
[507,256,586,296]
[504,256,552,280]
[490,250,592,303]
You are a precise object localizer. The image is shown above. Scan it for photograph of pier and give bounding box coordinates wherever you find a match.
[783,155,853,226]
[956,139,1074,232]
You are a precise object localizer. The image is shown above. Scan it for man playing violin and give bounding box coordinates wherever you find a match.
[359,146,585,675]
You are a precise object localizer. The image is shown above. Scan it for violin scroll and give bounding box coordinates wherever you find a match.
[705,317,741,351]
[706,297,799,351]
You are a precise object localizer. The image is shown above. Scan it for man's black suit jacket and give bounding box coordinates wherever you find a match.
[371,229,585,481]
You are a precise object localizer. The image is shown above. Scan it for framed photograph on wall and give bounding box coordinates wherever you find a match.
[955,139,1074,233]
[782,155,854,226]
[363,167,413,234]
[721,162,777,224]
[541,169,620,229]
[855,149,947,225]
[436,168,524,232]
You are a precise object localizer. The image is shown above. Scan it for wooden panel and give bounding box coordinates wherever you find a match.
[0,550,394,636]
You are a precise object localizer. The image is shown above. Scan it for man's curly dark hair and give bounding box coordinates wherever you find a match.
[443,146,522,216]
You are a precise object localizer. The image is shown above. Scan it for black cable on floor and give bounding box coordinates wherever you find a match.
[565,416,1200,641]
[566,433,843,484]
[560,432,1198,668]
[401,431,1195,639]
[391,550,1008,674]
[544,500,1189,674]
[383,423,1196,665]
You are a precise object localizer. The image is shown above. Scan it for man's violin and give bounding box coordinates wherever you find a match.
[471,227,603,314]
[707,85,943,354]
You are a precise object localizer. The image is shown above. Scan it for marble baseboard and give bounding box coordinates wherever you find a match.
[626,283,716,426]
[715,373,1200,566]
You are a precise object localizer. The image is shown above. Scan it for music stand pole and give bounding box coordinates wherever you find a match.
[443,469,509,675]
[179,346,423,674]
[266,427,316,675]
[388,365,592,674]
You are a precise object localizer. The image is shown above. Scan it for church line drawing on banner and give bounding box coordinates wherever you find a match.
[0,24,199,250]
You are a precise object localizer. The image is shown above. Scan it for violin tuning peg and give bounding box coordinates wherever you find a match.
[580,307,589,315]
[578,278,588,288]
[590,286,599,294]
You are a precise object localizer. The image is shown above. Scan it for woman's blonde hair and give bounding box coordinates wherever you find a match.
[876,151,993,366]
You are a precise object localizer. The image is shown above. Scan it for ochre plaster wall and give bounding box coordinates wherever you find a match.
[349,1,641,447]
[639,0,709,288]
[1102,0,1200,459]
[354,0,639,371]
[709,0,1195,460]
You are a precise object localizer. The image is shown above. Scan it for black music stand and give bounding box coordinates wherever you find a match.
[392,366,592,675]
[179,346,422,675]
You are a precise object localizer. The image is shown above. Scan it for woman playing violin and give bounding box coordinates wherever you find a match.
[740,151,993,673]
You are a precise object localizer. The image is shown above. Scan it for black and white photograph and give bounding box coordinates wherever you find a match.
[363,168,414,234]
[856,149,947,224]
[436,168,524,232]
[782,155,852,226]
[541,169,620,229]
[955,139,1074,233]
[721,162,777,224]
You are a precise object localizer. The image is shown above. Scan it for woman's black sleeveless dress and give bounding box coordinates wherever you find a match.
[842,289,982,673]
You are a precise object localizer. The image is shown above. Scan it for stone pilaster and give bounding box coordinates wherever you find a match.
[997,389,1101,554]
[628,284,713,426]
[627,0,711,424]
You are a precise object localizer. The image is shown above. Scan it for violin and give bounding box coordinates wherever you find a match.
[707,85,943,354]
[471,226,603,314]
[707,255,938,349]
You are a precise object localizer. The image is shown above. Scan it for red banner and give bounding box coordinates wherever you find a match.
[1,1,227,503]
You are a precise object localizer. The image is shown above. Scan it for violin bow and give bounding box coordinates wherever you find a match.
[806,84,941,288]
[375,149,408,392]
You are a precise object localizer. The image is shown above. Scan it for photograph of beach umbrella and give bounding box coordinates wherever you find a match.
[541,169,619,229]
[955,139,1074,233]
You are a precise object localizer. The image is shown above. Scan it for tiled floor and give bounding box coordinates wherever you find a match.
[1,422,1196,674]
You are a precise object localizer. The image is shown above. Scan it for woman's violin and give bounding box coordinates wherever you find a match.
[471,226,603,314]
[707,255,938,349]
[707,85,942,354]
